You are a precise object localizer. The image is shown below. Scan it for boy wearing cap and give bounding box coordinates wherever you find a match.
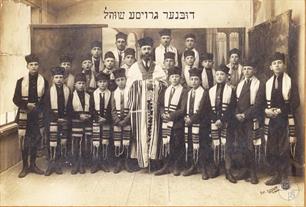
[234,60,265,184]
[163,52,176,76]
[208,64,237,183]
[81,54,96,94]
[13,54,49,178]
[227,48,243,89]
[154,29,179,67]
[155,67,187,176]
[70,73,93,174]
[182,68,210,179]
[59,55,75,92]
[121,48,136,71]
[111,32,128,68]
[264,52,300,190]
[201,52,216,90]
[91,40,103,73]
[181,33,199,69]
[182,49,197,88]
[102,51,117,91]
[91,72,112,173]
[44,66,72,176]
[111,68,133,173]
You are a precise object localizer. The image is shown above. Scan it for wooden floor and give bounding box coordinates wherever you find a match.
[0,158,304,206]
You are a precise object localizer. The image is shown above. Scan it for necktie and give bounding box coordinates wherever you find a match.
[120,91,124,119]
[145,60,149,70]
[100,92,105,116]
[230,65,239,86]
[189,89,195,115]
[57,86,65,118]
[119,52,122,67]
[168,87,176,108]
[94,59,99,73]
[216,84,222,111]
[275,76,279,89]
[165,46,168,54]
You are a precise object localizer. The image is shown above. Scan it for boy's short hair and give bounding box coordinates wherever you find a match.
[113,68,126,80]
[104,51,115,60]
[51,66,65,76]
[75,73,86,82]
[270,52,285,63]
[96,72,110,82]
[25,54,39,64]
[184,49,195,58]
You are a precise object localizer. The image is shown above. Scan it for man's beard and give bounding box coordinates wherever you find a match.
[141,53,152,61]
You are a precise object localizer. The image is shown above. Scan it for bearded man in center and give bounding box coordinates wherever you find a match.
[126,37,167,171]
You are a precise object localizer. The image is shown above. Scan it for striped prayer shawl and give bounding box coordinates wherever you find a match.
[201,68,216,90]
[18,74,45,150]
[82,69,96,91]
[129,80,164,168]
[209,83,232,164]
[184,86,204,164]
[264,72,296,158]
[161,84,183,157]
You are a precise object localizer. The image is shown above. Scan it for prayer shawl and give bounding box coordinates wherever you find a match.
[92,88,111,160]
[48,85,70,160]
[113,87,131,157]
[91,56,104,73]
[201,68,216,90]
[264,73,296,158]
[155,44,179,66]
[161,84,183,157]
[209,83,232,164]
[236,77,261,163]
[110,47,125,68]
[64,73,75,92]
[227,63,243,87]
[184,86,205,164]
[82,69,96,91]
[18,74,45,150]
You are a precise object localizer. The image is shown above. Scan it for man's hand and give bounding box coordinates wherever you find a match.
[98,116,106,123]
[118,120,126,127]
[162,113,170,121]
[235,113,245,122]
[265,108,277,118]
[27,103,36,112]
[58,118,67,124]
[80,114,90,121]
[215,119,223,128]
[184,116,192,126]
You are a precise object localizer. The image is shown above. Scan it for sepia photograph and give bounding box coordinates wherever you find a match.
[0,0,305,206]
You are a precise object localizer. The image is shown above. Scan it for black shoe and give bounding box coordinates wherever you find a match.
[91,164,99,174]
[18,167,28,178]
[125,159,134,173]
[265,173,281,186]
[209,166,219,178]
[55,164,63,175]
[281,175,290,190]
[29,164,44,175]
[79,164,85,174]
[100,162,110,172]
[235,169,249,180]
[71,164,78,175]
[173,165,181,176]
[182,165,196,176]
[154,165,170,176]
[131,161,141,172]
[113,160,122,174]
[226,170,237,183]
[45,166,53,176]
[202,168,209,180]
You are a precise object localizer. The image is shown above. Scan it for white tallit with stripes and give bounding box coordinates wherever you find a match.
[201,68,216,90]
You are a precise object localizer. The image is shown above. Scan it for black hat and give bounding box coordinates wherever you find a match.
[164,52,175,60]
[270,52,285,63]
[229,48,241,57]
[80,53,92,63]
[113,68,126,79]
[25,54,39,63]
[96,72,110,81]
[116,32,127,40]
[188,68,201,78]
[216,64,230,74]
[124,48,136,57]
[59,55,73,63]
[51,66,65,76]
[75,73,86,82]
[201,52,214,61]
[184,49,195,58]
[138,37,154,47]
[168,66,181,77]
[91,40,102,48]
[159,29,171,36]
[184,33,196,40]
[243,58,257,68]
[104,51,115,59]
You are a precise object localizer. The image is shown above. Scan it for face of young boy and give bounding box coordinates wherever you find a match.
[190,76,201,89]
[53,75,64,86]
[215,71,227,83]
[82,60,93,70]
[27,62,39,75]
[97,80,108,91]
[104,58,115,69]
[115,77,127,89]
[163,58,175,69]
[91,47,102,58]
[185,56,195,66]
[116,38,127,51]
[202,60,214,69]
[229,54,239,64]
[243,66,255,79]
[160,35,171,47]
[75,81,85,91]
[270,60,285,75]
[60,62,71,72]
[140,46,152,60]
[169,74,180,86]
[124,55,135,66]
[185,38,195,49]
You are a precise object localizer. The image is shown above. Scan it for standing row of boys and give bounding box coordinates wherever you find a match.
[13,29,299,191]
